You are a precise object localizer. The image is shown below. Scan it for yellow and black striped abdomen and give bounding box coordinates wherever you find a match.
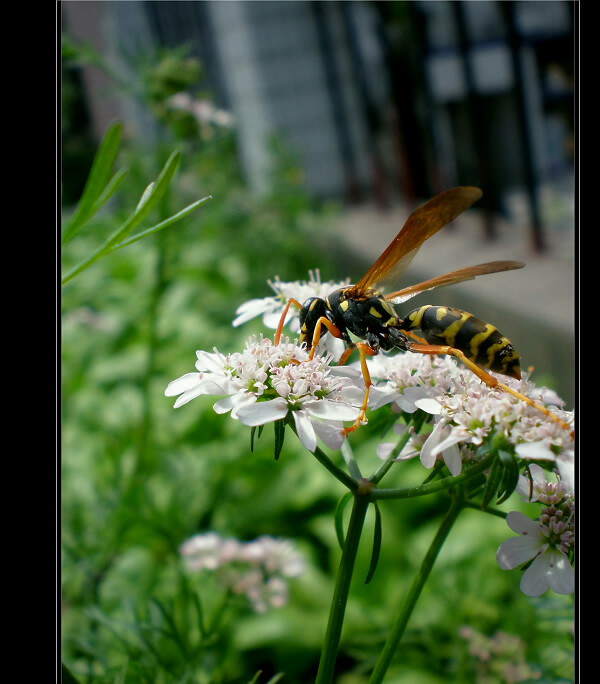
[402,305,521,380]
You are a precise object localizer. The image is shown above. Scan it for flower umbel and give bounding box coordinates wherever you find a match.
[164,335,365,452]
[369,352,573,479]
[180,533,305,613]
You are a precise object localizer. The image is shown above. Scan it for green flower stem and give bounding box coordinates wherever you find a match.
[286,419,359,491]
[368,496,464,684]
[312,444,359,491]
[371,452,494,501]
[368,419,414,485]
[316,489,371,684]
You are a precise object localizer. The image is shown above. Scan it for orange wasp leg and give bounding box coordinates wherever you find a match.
[336,342,379,435]
[407,342,573,438]
[274,298,303,346]
[303,315,377,434]
[307,316,345,359]
[404,329,429,345]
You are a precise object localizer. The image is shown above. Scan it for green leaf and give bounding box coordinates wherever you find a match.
[481,454,503,511]
[102,150,182,250]
[247,673,284,684]
[496,449,520,504]
[365,502,382,585]
[62,153,210,286]
[61,663,81,684]
[191,590,208,639]
[110,195,212,251]
[264,675,285,684]
[273,419,286,460]
[334,492,353,550]
[62,121,124,245]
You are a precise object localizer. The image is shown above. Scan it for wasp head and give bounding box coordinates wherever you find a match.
[298,297,329,345]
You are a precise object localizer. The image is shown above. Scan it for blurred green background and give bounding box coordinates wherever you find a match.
[61,5,574,682]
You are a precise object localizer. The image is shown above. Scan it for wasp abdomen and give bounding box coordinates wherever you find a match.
[401,305,521,380]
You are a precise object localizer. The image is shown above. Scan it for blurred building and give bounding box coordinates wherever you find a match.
[63,0,575,241]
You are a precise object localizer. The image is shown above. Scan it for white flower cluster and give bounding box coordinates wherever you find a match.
[496,464,574,596]
[369,352,574,490]
[165,336,365,452]
[180,533,305,613]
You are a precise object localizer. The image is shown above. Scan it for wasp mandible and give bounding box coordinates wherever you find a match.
[274,187,572,437]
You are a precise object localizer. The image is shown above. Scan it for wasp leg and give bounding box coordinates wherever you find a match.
[274,298,303,345]
[308,316,344,360]
[407,342,573,438]
[335,342,379,435]
[404,329,429,345]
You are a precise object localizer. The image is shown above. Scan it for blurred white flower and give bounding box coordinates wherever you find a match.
[167,92,234,128]
[180,533,305,613]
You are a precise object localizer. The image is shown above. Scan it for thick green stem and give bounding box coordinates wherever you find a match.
[368,497,464,684]
[316,490,371,684]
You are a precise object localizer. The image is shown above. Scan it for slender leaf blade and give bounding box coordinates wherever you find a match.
[110,195,212,251]
[334,492,353,550]
[62,151,186,286]
[481,454,502,510]
[103,150,182,250]
[365,502,382,584]
[274,419,286,460]
[87,166,128,217]
[62,121,122,244]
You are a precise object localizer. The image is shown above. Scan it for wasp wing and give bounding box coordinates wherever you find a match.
[385,260,525,304]
[348,186,483,296]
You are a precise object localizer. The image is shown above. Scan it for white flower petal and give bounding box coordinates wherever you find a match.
[325,336,346,360]
[496,535,542,570]
[312,420,346,450]
[338,385,369,406]
[232,298,278,327]
[304,398,360,421]
[195,349,227,373]
[403,387,442,414]
[519,549,574,597]
[441,443,462,476]
[292,410,317,452]
[213,394,249,415]
[367,387,402,410]
[165,373,202,396]
[556,448,575,496]
[515,440,557,462]
[236,397,289,426]
[420,419,450,469]
[505,510,543,536]
[547,549,575,595]
[413,397,443,415]
[395,394,420,413]
[520,553,552,596]
[173,387,206,408]
[263,310,293,330]
[515,464,547,501]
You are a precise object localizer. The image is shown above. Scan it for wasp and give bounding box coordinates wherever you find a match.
[274,187,572,437]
